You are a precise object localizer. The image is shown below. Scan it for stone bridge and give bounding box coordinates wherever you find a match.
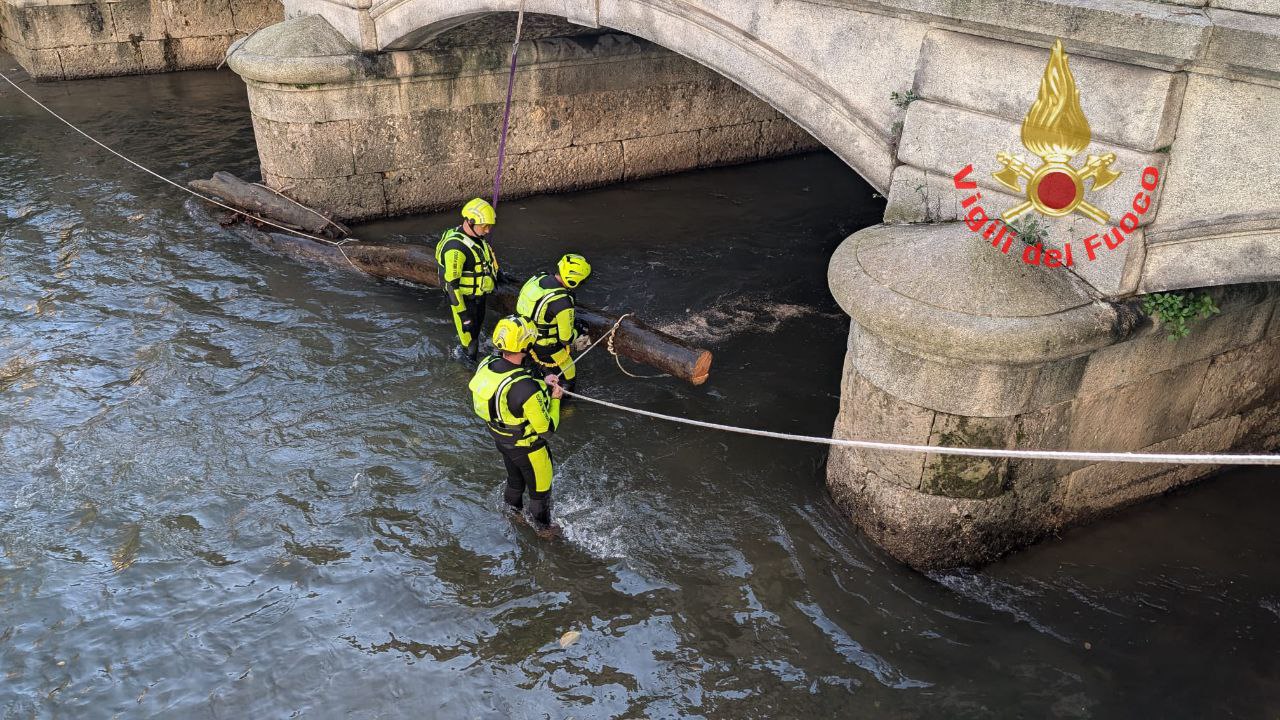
[15,0,1277,566]
[223,0,1280,567]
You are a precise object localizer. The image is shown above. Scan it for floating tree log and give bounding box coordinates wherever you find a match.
[188,172,350,239]
[186,198,713,385]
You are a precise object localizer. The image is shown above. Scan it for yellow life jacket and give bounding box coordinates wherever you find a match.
[515,273,571,348]
[468,356,542,445]
[435,227,497,296]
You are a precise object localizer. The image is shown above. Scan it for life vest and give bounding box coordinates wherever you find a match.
[435,227,497,296]
[515,273,572,348]
[468,356,540,444]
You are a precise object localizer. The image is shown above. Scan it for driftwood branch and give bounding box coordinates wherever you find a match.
[188,172,350,239]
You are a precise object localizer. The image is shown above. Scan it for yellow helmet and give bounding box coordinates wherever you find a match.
[492,315,537,353]
[461,197,496,226]
[557,253,591,289]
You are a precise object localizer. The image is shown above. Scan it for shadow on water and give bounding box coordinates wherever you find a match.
[1,60,1278,719]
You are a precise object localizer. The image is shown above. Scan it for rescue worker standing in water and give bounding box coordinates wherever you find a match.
[469,315,564,536]
[435,198,500,364]
[515,253,591,390]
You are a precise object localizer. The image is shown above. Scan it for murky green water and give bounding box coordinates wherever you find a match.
[2,63,1278,719]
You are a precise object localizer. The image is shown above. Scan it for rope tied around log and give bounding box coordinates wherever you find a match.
[606,321,669,380]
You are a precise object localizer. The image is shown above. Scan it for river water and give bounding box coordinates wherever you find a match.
[1,62,1278,719]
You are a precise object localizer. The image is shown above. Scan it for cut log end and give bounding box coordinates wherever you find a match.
[690,351,714,386]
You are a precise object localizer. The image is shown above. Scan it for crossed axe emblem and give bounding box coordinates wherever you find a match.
[993,151,1121,224]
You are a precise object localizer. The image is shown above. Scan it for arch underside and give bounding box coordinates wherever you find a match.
[368,0,896,194]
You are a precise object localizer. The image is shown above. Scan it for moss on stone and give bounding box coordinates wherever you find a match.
[922,416,1009,499]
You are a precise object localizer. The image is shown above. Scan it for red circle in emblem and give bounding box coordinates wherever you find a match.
[1037,171,1077,210]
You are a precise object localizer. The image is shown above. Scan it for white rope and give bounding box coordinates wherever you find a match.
[561,389,1280,466]
[0,71,365,271]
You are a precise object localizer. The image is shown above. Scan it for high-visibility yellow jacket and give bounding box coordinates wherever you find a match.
[515,273,576,349]
[435,227,497,299]
[468,355,560,447]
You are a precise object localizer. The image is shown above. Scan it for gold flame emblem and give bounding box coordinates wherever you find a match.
[994,40,1120,224]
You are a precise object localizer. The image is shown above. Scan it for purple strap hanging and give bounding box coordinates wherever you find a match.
[491,4,526,209]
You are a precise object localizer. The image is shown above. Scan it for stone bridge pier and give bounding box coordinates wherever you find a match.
[229,0,1280,568]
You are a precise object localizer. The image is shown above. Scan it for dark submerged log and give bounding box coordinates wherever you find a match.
[188,172,350,239]
[187,198,712,385]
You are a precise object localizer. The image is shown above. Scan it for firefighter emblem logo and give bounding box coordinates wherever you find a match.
[993,39,1120,224]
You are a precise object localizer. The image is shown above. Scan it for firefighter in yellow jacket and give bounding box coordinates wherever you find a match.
[515,253,591,390]
[468,315,564,536]
[435,198,500,364]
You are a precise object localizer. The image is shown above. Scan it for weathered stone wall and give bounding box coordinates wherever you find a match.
[827,223,1280,569]
[230,17,820,221]
[0,0,282,80]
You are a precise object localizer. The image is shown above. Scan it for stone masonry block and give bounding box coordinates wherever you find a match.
[383,161,491,216]
[1068,358,1210,453]
[1151,74,1280,238]
[109,0,165,42]
[899,101,1167,231]
[135,39,172,73]
[526,54,705,100]
[1140,231,1280,293]
[1211,0,1280,13]
[18,2,115,49]
[469,99,574,155]
[14,47,66,80]
[832,363,933,491]
[752,2,926,131]
[915,30,1185,151]
[263,170,386,222]
[1236,401,1280,448]
[159,0,234,39]
[688,77,780,126]
[567,82,702,145]
[170,34,230,67]
[1203,8,1280,78]
[229,0,282,34]
[251,115,354,178]
[758,117,820,156]
[351,108,474,175]
[1062,416,1240,523]
[621,131,700,181]
[55,42,143,78]
[1010,399,1091,488]
[698,123,761,167]
[1190,334,1280,425]
[921,414,1012,499]
[500,142,625,198]
[249,82,405,124]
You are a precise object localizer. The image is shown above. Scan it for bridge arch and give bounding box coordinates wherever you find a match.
[318,0,902,194]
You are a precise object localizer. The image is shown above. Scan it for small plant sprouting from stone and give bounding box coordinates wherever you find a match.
[1007,214,1049,246]
[1155,144,1172,153]
[890,90,920,109]
[1141,291,1220,340]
